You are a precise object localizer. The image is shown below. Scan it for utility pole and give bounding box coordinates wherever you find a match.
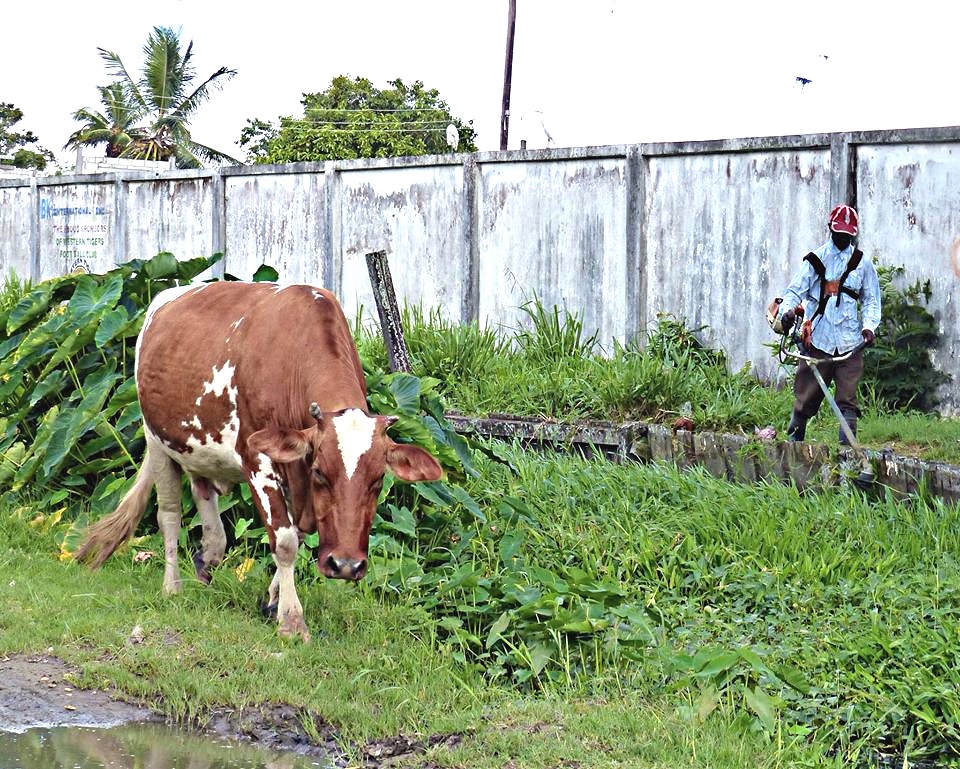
[500,0,517,151]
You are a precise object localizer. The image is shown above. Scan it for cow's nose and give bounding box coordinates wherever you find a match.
[324,554,367,581]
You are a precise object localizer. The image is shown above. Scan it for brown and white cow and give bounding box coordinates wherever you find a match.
[75,281,443,640]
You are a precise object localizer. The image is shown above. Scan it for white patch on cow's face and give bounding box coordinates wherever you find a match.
[250,453,285,527]
[231,317,244,330]
[312,290,324,301]
[332,409,376,480]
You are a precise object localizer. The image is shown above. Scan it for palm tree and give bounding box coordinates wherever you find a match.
[71,26,239,168]
[64,83,140,158]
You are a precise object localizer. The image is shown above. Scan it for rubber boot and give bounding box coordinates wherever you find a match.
[787,413,807,442]
[839,409,857,446]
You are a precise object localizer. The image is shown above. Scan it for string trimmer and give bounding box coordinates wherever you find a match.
[776,329,875,489]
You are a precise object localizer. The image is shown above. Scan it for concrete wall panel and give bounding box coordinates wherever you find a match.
[645,149,831,382]
[857,142,960,411]
[224,171,325,284]
[477,156,627,346]
[0,185,32,280]
[337,164,468,324]
[123,177,213,264]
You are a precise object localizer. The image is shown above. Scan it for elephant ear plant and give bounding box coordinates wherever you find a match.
[0,253,221,515]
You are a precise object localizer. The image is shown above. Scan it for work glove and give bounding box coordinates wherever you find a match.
[780,309,796,334]
[862,328,876,346]
[779,304,804,335]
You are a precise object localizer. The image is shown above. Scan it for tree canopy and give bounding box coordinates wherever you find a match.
[66,26,238,168]
[239,76,477,164]
[0,103,54,170]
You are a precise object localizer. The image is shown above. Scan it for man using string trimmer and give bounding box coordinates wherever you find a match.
[768,204,882,445]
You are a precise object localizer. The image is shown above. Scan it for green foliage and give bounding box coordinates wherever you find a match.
[0,102,53,170]
[67,26,238,168]
[240,75,477,164]
[862,265,950,412]
[0,254,221,514]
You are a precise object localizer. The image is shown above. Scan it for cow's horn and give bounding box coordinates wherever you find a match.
[309,402,322,423]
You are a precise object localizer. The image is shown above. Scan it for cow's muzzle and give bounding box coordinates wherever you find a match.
[321,553,367,581]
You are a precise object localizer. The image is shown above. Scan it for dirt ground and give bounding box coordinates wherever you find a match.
[0,653,460,767]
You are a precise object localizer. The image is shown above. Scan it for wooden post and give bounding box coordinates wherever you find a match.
[365,250,412,373]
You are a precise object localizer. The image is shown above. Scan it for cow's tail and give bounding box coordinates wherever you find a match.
[74,447,155,569]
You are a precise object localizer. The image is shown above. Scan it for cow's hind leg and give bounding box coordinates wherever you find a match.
[151,449,184,595]
[189,476,227,584]
[272,526,310,641]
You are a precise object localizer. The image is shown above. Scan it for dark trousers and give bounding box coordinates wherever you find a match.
[792,346,864,420]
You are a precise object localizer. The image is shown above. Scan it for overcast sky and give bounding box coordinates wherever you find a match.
[3,0,956,167]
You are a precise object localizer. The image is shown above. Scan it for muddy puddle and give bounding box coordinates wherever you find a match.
[0,655,339,768]
[0,722,332,768]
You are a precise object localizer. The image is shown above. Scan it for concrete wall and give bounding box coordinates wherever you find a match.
[2,127,959,410]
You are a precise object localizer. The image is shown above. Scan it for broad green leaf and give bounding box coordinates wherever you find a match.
[447,482,486,523]
[694,650,739,678]
[412,480,451,508]
[499,532,524,562]
[528,643,554,675]
[0,330,26,361]
[485,611,511,649]
[387,374,421,415]
[251,263,279,282]
[95,305,130,347]
[382,504,417,537]
[145,251,179,278]
[7,284,52,333]
[772,664,810,694]
[0,441,26,486]
[69,272,123,326]
[41,365,119,479]
[28,371,68,408]
[743,685,776,732]
[177,253,222,280]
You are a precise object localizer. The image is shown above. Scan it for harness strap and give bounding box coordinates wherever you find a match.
[803,248,863,322]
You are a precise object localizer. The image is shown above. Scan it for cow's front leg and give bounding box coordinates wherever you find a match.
[272,526,310,642]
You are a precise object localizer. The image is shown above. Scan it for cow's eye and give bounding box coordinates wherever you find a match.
[312,468,329,486]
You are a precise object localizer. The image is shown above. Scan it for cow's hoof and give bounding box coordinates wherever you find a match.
[193,552,212,585]
[261,601,278,620]
[279,616,311,643]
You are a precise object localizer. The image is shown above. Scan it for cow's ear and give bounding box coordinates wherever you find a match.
[247,427,312,463]
[386,443,443,482]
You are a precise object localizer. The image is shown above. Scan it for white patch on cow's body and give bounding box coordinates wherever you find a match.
[180,415,203,430]
[202,361,238,400]
[250,453,286,527]
[183,407,243,478]
[333,408,376,480]
[231,317,244,331]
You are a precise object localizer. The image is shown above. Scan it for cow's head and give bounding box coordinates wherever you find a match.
[247,403,443,580]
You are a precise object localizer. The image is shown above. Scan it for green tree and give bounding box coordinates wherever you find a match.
[0,103,53,170]
[64,83,140,158]
[70,26,238,168]
[240,75,477,164]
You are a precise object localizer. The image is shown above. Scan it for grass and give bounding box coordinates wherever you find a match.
[0,499,839,768]
[8,436,960,765]
[355,305,960,466]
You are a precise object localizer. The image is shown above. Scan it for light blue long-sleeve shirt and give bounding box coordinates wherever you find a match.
[779,238,882,355]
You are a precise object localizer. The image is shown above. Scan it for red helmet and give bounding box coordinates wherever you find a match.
[828,204,859,236]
